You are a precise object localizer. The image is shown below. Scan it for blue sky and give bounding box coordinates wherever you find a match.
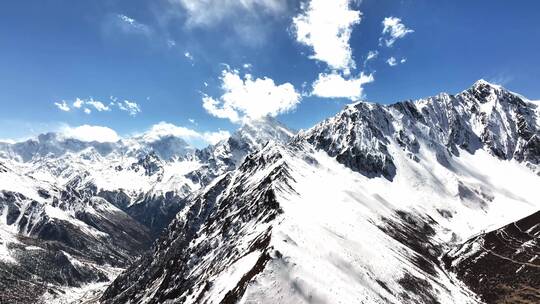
[1,0,539,145]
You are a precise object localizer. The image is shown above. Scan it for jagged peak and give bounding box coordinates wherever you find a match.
[466,79,508,95]
[473,78,500,87]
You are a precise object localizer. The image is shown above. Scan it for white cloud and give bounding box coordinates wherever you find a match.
[386,56,406,67]
[243,63,253,69]
[86,98,111,112]
[366,50,378,62]
[293,0,361,73]
[381,17,414,47]
[61,125,120,142]
[73,98,84,109]
[184,51,194,61]
[202,130,231,144]
[141,121,230,145]
[54,101,70,112]
[116,14,152,36]
[0,138,16,144]
[173,0,287,27]
[312,72,374,100]
[166,0,289,46]
[62,97,121,114]
[142,122,202,141]
[117,100,141,116]
[203,69,301,123]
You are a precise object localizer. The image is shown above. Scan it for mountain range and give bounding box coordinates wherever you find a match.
[1,80,539,304]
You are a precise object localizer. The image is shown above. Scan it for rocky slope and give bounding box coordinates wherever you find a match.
[0,160,151,303]
[444,211,540,303]
[100,81,540,304]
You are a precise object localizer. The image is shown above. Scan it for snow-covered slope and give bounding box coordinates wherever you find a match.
[0,160,151,304]
[101,81,540,304]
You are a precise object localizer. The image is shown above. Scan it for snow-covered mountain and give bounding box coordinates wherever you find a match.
[0,117,294,303]
[100,80,540,304]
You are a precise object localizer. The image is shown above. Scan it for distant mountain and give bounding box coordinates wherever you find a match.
[0,131,195,162]
[100,81,540,304]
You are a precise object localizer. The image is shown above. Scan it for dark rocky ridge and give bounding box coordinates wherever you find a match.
[101,144,291,303]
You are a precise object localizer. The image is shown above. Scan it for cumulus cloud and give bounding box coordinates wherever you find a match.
[381,17,414,47]
[366,50,378,62]
[387,57,397,66]
[202,69,301,123]
[117,100,141,116]
[142,122,230,145]
[386,56,406,67]
[184,51,194,61]
[54,101,70,112]
[202,130,230,144]
[0,138,16,144]
[61,125,120,142]
[54,97,141,116]
[293,0,361,73]
[73,98,84,109]
[142,122,202,141]
[86,98,111,112]
[312,72,374,100]
[363,50,378,67]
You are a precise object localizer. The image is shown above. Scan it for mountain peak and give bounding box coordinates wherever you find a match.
[468,79,506,95]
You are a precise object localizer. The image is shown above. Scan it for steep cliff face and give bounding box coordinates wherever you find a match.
[101,81,540,304]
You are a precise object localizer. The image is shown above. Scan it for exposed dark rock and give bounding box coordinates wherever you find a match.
[443,211,540,303]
